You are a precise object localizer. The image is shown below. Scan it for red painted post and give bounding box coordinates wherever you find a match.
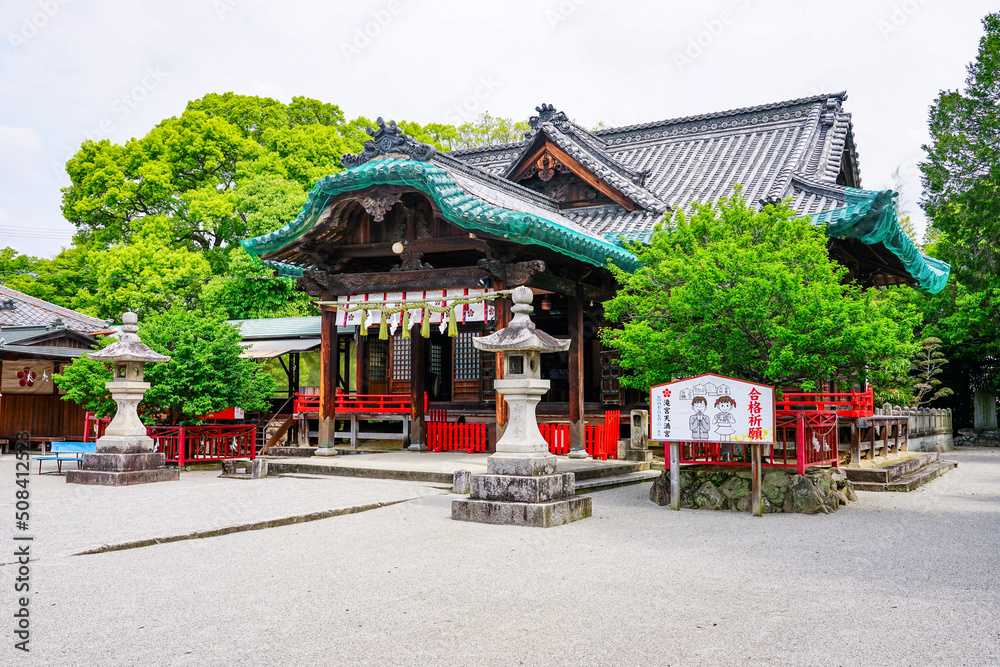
[178,426,186,468]
[796,414,806,475]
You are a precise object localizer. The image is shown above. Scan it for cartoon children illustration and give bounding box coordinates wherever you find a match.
[689,396,711,440]
[713,395,737,440]
[713,395,737,461]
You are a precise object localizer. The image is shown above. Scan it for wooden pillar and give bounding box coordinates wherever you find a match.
[751,443,762,517]
[317,308,338,454]
[568,284,587,459]
[493,282,510,436]
[669,442,680,510]
[408,333,427,451]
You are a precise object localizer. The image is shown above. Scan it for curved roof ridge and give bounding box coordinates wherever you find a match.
[450,139,527,156]
[594,91,848,137]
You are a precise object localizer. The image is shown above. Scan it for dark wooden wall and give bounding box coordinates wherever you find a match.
[0,393,88,440]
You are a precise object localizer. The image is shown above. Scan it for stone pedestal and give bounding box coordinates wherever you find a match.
[625,409,654,462]
[67,381,179,486]
[452,464,591,527]
[66,435,179,486]
[66,311,178,487]
[454,286,591,527]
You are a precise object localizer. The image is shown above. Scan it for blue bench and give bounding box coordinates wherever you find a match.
[33,442,96,475]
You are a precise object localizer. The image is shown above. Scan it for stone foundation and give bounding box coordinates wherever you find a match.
[649,466,857,514]
[954,429,1000,447]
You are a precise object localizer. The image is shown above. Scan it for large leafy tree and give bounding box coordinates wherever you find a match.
[26,94,531,319]
[54,307,275,424]
[919,12,1000,400]
[601,192,919,400]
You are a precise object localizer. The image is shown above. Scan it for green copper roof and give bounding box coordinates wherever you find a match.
[241,158,641,272]
[813,188,950,294]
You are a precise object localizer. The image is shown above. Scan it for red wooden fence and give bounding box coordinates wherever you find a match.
[293,392,425,415]
[776,389,873,418]
[427,421,489,453]
[669,410,839,473]
[148,425,256,465]
[541,410,620,460]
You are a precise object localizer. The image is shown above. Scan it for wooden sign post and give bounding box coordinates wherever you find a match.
[649,374,775,516]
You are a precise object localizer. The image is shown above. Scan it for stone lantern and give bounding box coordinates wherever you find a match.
[451,286,592,527]
[67,312,180,486]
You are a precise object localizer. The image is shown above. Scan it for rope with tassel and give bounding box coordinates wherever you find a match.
[315,290,513,340]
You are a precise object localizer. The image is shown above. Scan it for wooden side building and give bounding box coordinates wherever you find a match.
[0,285,108,442]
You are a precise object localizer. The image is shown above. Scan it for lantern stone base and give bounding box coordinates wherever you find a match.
[452,459,592,527]
[452,496,592,527]
[66,468,180,486]
[67,435,179,486]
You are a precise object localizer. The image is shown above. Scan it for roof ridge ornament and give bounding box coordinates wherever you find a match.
[341,117,436,168]
[527,103,571,137]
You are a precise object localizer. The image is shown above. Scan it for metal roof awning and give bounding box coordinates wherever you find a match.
[239,338,322,359]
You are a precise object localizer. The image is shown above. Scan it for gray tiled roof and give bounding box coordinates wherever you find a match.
[0,284,108,333]
[450,93,859,236]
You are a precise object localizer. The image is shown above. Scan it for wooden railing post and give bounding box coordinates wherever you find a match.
[795,414,806,475]
[177,426,186,468]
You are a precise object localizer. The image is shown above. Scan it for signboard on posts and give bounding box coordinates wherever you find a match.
[649,373,775,444]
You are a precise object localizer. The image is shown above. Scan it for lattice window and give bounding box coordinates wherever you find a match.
[600,348,622,406]
[453,332,479,380]
[369,339,388,382]
[390,334,410,381]
[480,350,495,403]
[430,343,442,376]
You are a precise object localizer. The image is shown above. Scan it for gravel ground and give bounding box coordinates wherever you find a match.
[2,448,998,666]
[0,461,441,557]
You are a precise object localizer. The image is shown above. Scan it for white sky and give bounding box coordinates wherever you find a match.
[0,0,992,258]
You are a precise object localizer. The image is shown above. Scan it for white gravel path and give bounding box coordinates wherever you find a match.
[0,461,442,557]
[3,448,998,666]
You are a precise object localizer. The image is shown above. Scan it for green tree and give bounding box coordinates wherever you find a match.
[919,12,1000,396]
[601,192,919,400]
[79,216,213,319]
[52,336,117,418]
[54,308,275,424]
[910,337,954,406]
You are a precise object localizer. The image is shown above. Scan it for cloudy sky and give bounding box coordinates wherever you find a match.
[0,0,993,258]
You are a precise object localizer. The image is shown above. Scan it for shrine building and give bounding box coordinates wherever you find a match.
[241,92,950,453]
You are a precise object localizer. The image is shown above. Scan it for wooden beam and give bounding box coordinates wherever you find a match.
[320,266,490,295]
[526,271,615,302]
[319,236,492,260]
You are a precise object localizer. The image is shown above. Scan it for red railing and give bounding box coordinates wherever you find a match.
[427,421,489,453]
[541,410,620,460]
[148,425,256,465]
[83,412,111,442]
[668,410,839,474]
[293,392,425,415]
[776,389,873,418]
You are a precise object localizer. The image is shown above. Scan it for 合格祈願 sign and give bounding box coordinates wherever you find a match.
[649,374,774,444]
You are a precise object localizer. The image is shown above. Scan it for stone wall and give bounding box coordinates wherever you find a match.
[649,466,857,514]
[954,429,1000,447]
[875,404,954,452]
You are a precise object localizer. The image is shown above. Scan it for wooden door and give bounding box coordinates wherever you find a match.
[367,338,389,395]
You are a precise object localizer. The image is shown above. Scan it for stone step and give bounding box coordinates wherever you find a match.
[844,452,940,484]
[574,470,661,493]
[571,461,649,480]
[852,460,957,492]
